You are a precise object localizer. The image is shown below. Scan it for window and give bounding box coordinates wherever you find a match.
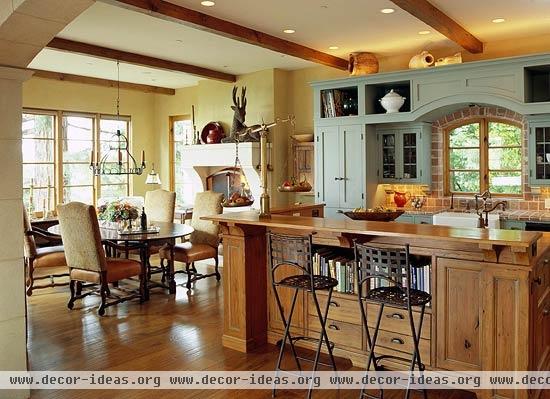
[22,112,56,212]
[447,119,522,195]
[169,116,195,206]
[22,109,132,209]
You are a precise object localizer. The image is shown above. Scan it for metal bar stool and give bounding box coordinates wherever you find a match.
[354,243,431,399]
[267,232,339,399]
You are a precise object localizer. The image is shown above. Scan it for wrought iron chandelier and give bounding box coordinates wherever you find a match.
[90,60,146,176]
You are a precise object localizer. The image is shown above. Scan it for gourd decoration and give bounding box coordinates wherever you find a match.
[408,50,434,69]
[222,140,254,207]
[348,52,379,76]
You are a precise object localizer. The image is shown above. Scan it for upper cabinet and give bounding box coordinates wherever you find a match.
[376,123,432,185]
[528,116,550,185]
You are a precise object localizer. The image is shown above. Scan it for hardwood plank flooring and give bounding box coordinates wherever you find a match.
[27,260,476,399]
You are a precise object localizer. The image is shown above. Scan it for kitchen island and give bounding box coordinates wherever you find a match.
[203,211,550,399]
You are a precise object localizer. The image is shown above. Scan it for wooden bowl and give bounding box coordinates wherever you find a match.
[222,199,254,208]
[277,185,312,193]
[291,134,314,143]
[343,210,404,222]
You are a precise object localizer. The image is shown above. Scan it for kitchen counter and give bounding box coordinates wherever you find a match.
[402,206,550,222]
[202,211,548,398]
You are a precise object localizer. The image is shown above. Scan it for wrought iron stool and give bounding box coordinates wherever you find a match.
[267,232,339,399]
[354,243,431,399]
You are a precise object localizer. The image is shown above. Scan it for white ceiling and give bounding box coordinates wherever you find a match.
[29,0,550,89]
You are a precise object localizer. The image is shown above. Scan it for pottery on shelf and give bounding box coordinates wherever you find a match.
[348,52,379,76]
[379,90,406,114]
[435,52,462,67]
[408,50,435,69]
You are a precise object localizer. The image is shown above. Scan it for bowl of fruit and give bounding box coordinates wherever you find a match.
[277,177,312,193]
[222,186,254,207]
[343,207,404,221]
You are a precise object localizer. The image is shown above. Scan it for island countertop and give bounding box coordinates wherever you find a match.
[203,210,542,249]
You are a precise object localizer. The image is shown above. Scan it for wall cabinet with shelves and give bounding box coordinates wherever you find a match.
[376,123,431,185]
[528,116,550,185]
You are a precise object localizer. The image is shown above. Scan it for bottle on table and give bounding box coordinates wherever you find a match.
[140,207,147,230]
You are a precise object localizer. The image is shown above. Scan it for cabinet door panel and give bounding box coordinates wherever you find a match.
[340,125,364,209]
[315,127,340,207]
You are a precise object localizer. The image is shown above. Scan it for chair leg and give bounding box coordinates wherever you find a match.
[67,280,76,310]
[26,259,34,297]
[214,254,221,281]
[160,258,166,283]
[185,263,192,289]
[98,282,108,316]
[405,304,428,399]
[75,281,82,296]
[360,303,385,399]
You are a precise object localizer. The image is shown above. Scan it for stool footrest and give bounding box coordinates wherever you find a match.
[372,353,425,371]
[288,335,335,350]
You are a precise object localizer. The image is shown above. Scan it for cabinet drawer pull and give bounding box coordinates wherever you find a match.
[543,308,550,317]
[544,259,549,265]
[464,340,472,349]
[390,338,404,345]
[534,277,542,285]
[329,301,340,307]
[387,313,405,320]
[328,324,340,331]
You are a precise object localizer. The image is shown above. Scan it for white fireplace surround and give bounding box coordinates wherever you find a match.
[180,143,271,210]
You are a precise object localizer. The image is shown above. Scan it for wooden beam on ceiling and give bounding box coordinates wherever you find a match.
[102,0,349,70]
[31,69,176,95]
[46,37,237,82]
[389,0,483,53]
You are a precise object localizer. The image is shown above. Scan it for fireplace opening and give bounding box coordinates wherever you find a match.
[206,167,244,200]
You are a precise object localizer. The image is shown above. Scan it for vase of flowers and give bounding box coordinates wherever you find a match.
[97,200,139,230]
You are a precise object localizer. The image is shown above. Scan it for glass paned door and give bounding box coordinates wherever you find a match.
[535,127,550,180]
[171,117,194,206]
[381,133,396,179]
[401,132,418,179]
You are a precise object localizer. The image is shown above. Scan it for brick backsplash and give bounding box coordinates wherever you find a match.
[383,106,550,209]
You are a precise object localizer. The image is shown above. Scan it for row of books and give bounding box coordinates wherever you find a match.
[320,89,352,118]
[312,248,431,295]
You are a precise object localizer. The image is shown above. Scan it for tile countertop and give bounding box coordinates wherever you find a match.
[402,207,550,222]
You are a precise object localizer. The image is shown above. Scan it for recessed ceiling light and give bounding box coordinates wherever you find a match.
[223,65,229,68]
[320,4,328,8]
[492,17,505,23]
[175,39,184,43]
[328,46,339,50]
[201,1,215,6]
[380,8,395,14]
[418,30,431,35]
[283,29,296,34]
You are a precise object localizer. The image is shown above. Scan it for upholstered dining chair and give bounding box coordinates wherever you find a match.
[57,202,145,316]
[23,208,68,296]
[144,189,176,223]
[159,191,223,289]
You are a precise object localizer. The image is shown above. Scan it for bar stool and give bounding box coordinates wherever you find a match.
[267,232,338,399]
[354,243,431,399]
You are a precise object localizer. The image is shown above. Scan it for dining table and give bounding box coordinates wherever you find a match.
[48,221,194,300]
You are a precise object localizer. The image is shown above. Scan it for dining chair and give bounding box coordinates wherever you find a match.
[159,191,223,289]
[57,202,145,316]
[23,207,68,296]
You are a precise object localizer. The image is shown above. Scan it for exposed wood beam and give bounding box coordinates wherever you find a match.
[101,0,349,70]
[47,37,236,82]
[389,0,483,53]
[31,69,176,95]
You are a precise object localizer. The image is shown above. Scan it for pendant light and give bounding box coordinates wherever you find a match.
[90,60,146,176]
[145,163,162,185]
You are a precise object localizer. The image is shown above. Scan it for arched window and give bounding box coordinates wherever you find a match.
[446,119,522,195]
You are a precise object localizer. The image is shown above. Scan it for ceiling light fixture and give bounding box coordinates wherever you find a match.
[283,29,296,34]
[200,1,215,6]
[90,60,146,177]
[380,8,395,14]
[492,18,505,23]
[145,163,162,185]
[328,46,339,50]
[418,30,431,35]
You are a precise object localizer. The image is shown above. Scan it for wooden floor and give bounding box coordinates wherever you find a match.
[27,259,476,399]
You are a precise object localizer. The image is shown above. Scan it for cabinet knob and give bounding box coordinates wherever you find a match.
[391,338,404,345]
[534,277,542,285]
[544,259,549,265]
[328,324,340,331]
[464,339,472,349]
[543,308,550,317]
[329,300,340,307]
[387,313,405,320]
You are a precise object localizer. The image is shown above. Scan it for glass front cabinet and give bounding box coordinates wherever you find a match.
[529,116,550,185]
[376,123,432,184]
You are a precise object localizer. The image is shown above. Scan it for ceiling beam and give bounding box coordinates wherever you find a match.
[389,0,483,53]
[101,0,349,70]
[47,37,237,82]
[31,69,176,95]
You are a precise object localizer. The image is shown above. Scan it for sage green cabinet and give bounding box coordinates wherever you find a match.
[528,116,550,185]
[315,124,365,215]
[501,220,526,230]
[396,214,433,224]
[377,123,432,185]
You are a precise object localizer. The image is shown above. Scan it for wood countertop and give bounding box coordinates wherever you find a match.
[203,211,542,248]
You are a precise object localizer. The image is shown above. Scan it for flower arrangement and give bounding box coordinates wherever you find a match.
[97,200,139,223]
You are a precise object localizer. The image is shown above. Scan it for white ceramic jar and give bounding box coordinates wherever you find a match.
[379,90,406,113]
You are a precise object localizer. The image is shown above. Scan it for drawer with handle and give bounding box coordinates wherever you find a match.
[308,316,362,350]
[366,304,431,340]
[308,294,361,325]
[375,330,431,366]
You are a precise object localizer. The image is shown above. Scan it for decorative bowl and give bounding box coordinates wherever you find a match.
[222,199,254,208]
[343,210,404,221]
[292,134,314,143]
[277,185,312,193]
[379,90,406,113]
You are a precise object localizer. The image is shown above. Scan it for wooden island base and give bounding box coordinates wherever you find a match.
[203,211,550,399]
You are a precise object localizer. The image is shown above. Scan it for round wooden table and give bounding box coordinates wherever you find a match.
[49,221,194,299]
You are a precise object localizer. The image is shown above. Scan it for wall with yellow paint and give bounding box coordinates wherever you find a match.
[22,77,156,197]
